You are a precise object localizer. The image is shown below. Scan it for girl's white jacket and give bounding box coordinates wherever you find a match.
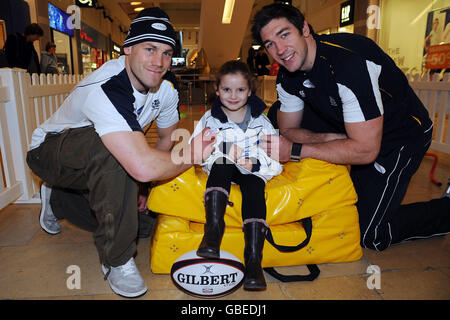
[190,95,282,183]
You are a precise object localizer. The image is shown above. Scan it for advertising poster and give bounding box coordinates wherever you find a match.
[48,2,74,36]
[424,6,450,71]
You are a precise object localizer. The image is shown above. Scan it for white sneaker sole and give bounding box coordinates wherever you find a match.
[39,185,60,235]
[102,265,148,298]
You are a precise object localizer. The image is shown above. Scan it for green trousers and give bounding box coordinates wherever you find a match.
[27,126,138,267]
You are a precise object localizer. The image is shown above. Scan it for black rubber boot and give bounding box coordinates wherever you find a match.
[197,189,229,259]
[243,220,267,290]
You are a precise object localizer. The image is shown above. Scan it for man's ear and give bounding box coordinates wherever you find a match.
[123,46,131,55]
[302,21,311,37]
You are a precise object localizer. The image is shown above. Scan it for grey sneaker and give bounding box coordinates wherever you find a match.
[102,258,147,298]
[39,184,61,235]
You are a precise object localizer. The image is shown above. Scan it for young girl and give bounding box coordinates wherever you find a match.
[190,60,282,290]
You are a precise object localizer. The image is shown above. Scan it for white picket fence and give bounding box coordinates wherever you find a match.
[0,68,83,210]
[0,68,448,210]
[407,73,450,154]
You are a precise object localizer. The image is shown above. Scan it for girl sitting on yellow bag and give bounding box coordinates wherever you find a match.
[189,60,282,290]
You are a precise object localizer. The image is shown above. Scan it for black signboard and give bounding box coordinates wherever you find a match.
[340,0,354,27]
[75,0,97,8]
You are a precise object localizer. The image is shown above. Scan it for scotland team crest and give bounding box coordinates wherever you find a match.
[152,99,160,110]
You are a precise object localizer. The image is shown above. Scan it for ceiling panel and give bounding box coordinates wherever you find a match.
[117,1,201,21]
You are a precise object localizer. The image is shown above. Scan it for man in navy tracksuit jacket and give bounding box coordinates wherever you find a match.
[252,3,449,251]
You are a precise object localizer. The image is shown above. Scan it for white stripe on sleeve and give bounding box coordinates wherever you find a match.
[366,60,384,116]
[277,83,304,113]
[337,83,365,123]
[338,60,383,123]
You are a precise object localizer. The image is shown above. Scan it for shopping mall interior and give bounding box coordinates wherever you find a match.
[0,107,449,300]
[0,0,449,301]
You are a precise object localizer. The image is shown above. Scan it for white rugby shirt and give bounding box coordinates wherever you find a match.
[30,55,179,149]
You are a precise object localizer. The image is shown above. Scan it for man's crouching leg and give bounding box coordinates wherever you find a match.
[85,131,147,298]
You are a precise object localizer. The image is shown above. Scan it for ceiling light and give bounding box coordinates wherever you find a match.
[222,0,235,24]
[130,2,142,5]
[134,7,145,12]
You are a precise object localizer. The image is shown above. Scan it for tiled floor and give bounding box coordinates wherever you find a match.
[0,104,449,300]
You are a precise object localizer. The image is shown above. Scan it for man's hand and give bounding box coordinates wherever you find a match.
[259,134,293,163]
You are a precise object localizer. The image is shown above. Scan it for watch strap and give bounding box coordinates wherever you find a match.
[290,142,302,162]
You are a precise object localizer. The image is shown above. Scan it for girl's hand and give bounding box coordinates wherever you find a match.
[237,158,253,171]
[228,143,243,162]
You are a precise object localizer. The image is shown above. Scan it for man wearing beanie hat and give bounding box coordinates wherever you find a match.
[124,7,176,48]
[26,7,216,298]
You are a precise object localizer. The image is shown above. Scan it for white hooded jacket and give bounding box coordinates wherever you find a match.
[190,95,282,183]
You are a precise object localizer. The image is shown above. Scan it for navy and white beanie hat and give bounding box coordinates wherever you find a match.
[123,7,177,49]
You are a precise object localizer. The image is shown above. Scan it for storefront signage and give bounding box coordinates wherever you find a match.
[80,29,94,43]
[425,44,450,69]
[340,0,354,27]
[76,0,97,8]
[80,23,108,52]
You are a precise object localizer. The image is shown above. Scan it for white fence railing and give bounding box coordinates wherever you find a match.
[0,68,83,210]
[407,73,450,154]
[0,69,448,210]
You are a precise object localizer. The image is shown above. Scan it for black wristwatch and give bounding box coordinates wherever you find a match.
[290,142,302,162]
